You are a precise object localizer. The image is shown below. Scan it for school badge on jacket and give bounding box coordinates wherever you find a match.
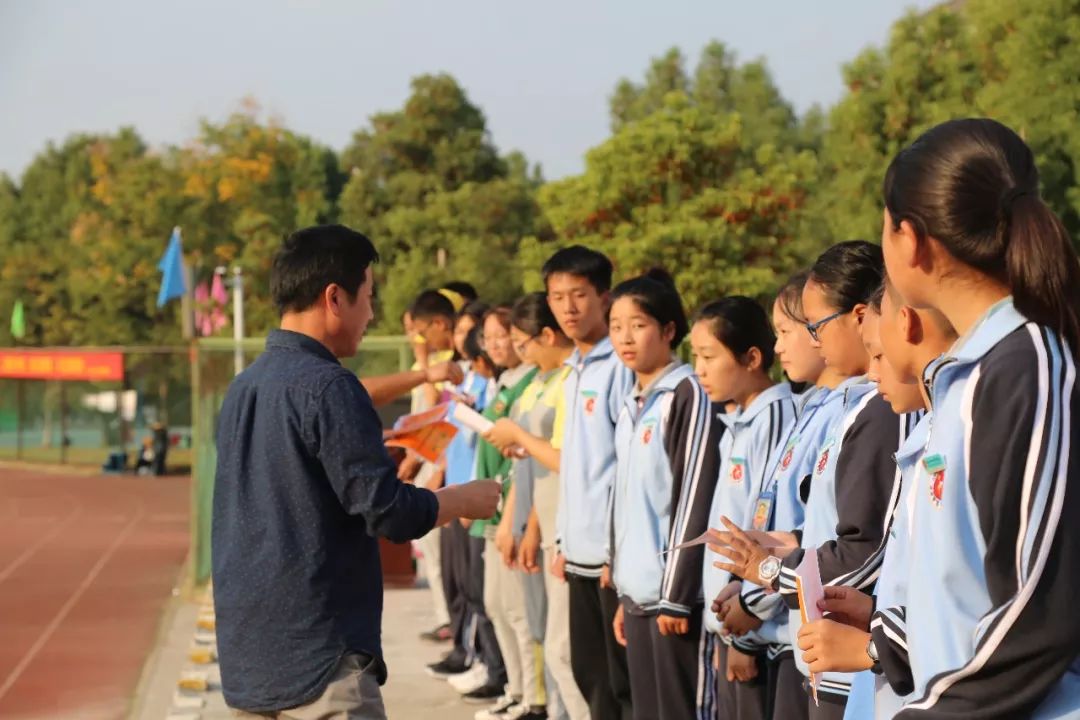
[815,438,834,477]
[923,453,946,508]
[729,457,746,483]
[582,390,598,416]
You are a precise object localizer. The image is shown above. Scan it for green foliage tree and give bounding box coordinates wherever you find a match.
[338,74,545,329]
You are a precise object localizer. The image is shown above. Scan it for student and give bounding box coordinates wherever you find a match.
[604,270,721,720]
[410,289,461,410]
[796,278,956,720]
[443,327,508,699]
[713,241,917,720]
[455,300,492,367]
[690,296,795,720]
[484,293,591,720]
[542,246,635,720]
[878,118,1080,717]
[468,305,543,719]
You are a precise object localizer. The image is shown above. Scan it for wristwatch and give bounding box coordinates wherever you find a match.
[867,638,882,674]
[758,555,782,584]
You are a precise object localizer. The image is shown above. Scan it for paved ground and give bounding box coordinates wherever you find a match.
[134,579,479,720]
[0,465,190,719]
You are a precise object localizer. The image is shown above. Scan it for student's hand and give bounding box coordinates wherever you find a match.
[519,523,542,574]
[818,586,874,630]
[483,418,521,453]
[720,596,763,637]
[397,453,422,482]
[600,564,612,589]
[798,619,873,674]
[426,361,463,386]
[656,614,689,636]
[613,604,627,647]
[709,517,772,586]
[726,647,759,683]
[710,579,742,620]
[495,520,516,568]
[550,551,567,582]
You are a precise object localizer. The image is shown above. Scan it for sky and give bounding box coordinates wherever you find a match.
[0,0,939,182]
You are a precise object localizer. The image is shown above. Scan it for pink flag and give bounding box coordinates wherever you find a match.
[211,272,228,306]
[194,281,210,304]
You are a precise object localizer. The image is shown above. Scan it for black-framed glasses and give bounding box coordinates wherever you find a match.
[805,310,844,342]
[514,334,540,356]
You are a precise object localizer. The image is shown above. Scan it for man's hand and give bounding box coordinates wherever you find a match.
[550,551,567,582]
[798,619,873,674]
[613,603,627,647]
[519,522,542,574]
[726,646,759,683]
[435,479,500,525]
[818,585,874,630]
[397,453,422,482]
[711,580,742,620]
[483,418,522,453]
[720,596,763,637]
[495,520,516,568]
[657,614,689,636]
[600,564,613,589]
[426,361,463,386]
[709,517,773,585]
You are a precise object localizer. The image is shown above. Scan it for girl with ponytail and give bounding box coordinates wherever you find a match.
[877,118,1080,717]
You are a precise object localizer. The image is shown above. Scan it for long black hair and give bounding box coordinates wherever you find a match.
[808,241,884,312]
[776,270,811,323]
[884,118,1080,352]
[694,297,776,371]
[609,268,688,349]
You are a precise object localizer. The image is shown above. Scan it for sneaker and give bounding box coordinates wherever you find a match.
[419,624,452,643]
[514,710,548,720]
[461,683,506,705]
[473,693,521,720]
[449,663,489,694]
[425,657,469,678]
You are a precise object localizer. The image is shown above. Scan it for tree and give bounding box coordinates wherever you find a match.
[338,74,545,328]
[524,93,819,310]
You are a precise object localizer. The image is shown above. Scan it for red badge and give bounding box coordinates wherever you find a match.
[816,448,830,476]
[930,470,945,507]
[780,446,794,472]
[642,428,653,445]
[584,397,597,415]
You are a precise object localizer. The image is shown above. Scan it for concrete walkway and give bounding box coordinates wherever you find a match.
[131,582,479,720]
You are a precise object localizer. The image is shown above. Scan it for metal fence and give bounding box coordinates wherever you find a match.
[0,347,193,469]
[190,335,412,583]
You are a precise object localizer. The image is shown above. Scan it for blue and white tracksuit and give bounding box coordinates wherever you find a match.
[881,299,1080,719]
[556,337,635,577]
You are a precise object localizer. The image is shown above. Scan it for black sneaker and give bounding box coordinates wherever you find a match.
[516,710,548,720]
[425,657,469,678]
[461,683,506,705]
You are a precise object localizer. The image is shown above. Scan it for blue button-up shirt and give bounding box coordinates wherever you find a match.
[212,329,439,712]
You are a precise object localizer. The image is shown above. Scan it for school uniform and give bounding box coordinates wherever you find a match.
[878,299,1080,718]
[612,364,722,720]
[697,384,796,720]
[843,412,931,720]
[777,379,922,719]
[555,337,636,720]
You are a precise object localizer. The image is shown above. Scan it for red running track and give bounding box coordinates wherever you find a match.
[0,467,190,719]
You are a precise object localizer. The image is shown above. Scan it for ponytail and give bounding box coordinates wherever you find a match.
[1005,195,1080,352]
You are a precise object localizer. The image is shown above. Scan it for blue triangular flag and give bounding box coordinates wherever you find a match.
[157,227,187,308]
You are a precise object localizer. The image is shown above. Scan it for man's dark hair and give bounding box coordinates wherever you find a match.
[442,281,479,303]
[410,289,456,322]
[541,245,614,294]
[270,224,379,315]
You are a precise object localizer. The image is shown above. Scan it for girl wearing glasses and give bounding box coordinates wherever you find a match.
[607,269,723,720]
[713,241,920,720]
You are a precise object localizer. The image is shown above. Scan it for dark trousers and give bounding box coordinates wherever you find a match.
[622,603,702,720]
[440,521,471,664]
[466,533,506,685]
[713,643,767,720]
[808,695,847,720]
[567,573,633,720]
[767,653,808,720]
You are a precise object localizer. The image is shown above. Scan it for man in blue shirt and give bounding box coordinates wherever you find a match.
[212,224,500,719]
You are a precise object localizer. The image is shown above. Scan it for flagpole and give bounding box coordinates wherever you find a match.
[232,266,245,376]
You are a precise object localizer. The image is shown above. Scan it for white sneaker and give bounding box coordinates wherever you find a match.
[473,693,520,720]
[449,663,489,694]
